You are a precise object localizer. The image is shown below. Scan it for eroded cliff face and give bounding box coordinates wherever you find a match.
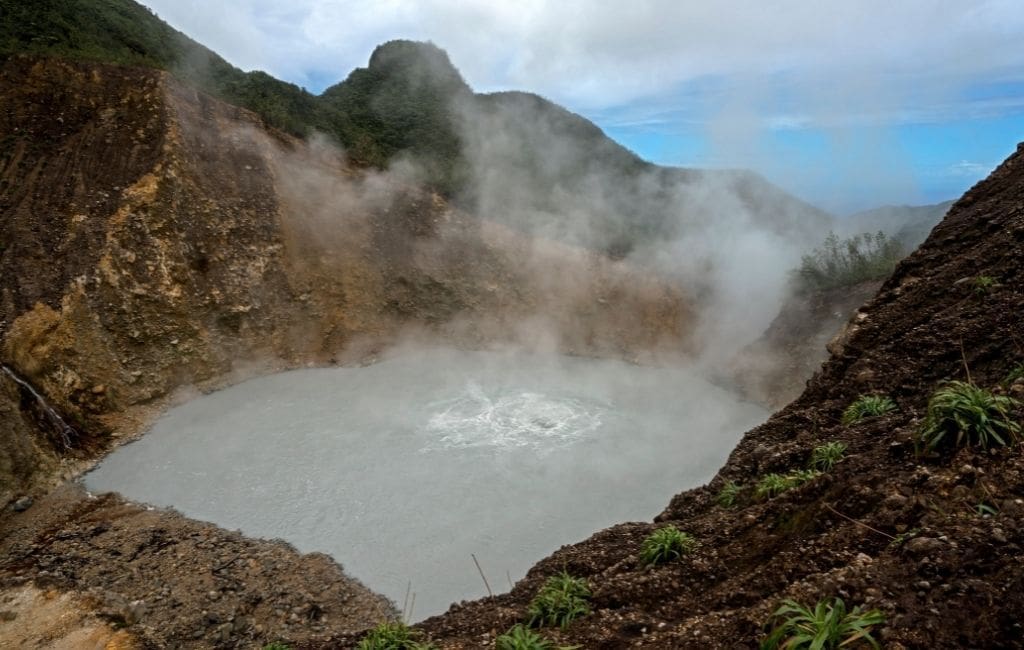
[0,56,693,504]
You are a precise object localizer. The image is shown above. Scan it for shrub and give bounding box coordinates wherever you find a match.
[716,480,743,508]
[761,598,885,650]
[918,381,1021,450]
[756,470,821,499]
[526,572,591,629]
[639,525,698,566]
[794,231,903,293]
[841,395,897,425]
[810,442,847,471]
[357,622,436,650]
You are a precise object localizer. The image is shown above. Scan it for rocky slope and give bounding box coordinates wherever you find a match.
[396,144,1024,648]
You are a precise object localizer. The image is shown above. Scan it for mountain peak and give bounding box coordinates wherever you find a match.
[365,39,468,92]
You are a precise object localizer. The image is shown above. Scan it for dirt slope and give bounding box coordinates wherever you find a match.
[398,144,1024,648]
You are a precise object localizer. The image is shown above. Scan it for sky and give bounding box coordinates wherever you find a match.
[138,0,1024,214]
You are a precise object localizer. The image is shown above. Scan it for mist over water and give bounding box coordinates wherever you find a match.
[86,347,765,619]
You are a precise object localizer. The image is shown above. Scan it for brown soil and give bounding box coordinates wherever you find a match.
[0,484,393,648]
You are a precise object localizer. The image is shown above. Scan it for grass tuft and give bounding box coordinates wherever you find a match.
[756,470,821,499]
[639,525,698,566]
[761,597,885,650]
[357,622,436,650]
[495,624,578,650]
[917,381,1021,450]
[842,395,897,425]
[716,480,743,508]
[810,441,847,471]
[526,572,591,629]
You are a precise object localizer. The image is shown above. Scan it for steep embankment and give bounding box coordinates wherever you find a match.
[406,145,1024,648]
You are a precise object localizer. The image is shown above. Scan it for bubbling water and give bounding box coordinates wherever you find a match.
[426,381,605,452]
[86,347,765,619]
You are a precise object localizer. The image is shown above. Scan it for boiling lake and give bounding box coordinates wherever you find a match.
[85,347,766,619]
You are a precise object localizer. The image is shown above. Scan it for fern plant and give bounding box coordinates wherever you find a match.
[917,381,1021,450]
[526,572,591,629]
[639,526,698,566]
[842,395,897,425]
[761,598,884,650]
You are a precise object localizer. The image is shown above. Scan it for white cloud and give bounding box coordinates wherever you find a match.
[140,0,1024,108]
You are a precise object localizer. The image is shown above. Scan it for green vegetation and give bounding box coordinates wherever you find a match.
[756,470,821,499]
[888,528,920,548]
[972,275,998,294]
[357,622,436,650]
[716,480,743,508]
[495,624,578,650]
[0,0,322,136]
[975,502,999,517]
[639,525,698,566]
[917,381,1021,450]
[262,644,291,650]
[795,231,904,293]
[842,395,897,425]
[810,441,847,471]
[526,572,591,629]
[1004,363,1024,386]
[761,598,885,650]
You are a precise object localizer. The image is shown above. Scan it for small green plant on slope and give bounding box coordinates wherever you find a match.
[761,598,885,650]
[639,525,698,566]
[526,572,591,629]
[357,622,436,650]
[888,527,921,549]
[496,624,579,650]
[263,643,291,650]
[716,480,743,507]
[917,381,1021,450]
[972,275,998,294]
[810,441,848,471]
[756,470,821,499]
[842,395,897,425]
[1004,363,1024,386]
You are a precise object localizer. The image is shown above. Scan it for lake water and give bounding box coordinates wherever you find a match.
[85,347,765,619]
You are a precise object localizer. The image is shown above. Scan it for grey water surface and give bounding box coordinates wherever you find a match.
[85,347,766,619]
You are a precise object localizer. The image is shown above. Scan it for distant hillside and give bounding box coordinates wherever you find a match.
[0,0,832,255]
[840,200,954,250]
